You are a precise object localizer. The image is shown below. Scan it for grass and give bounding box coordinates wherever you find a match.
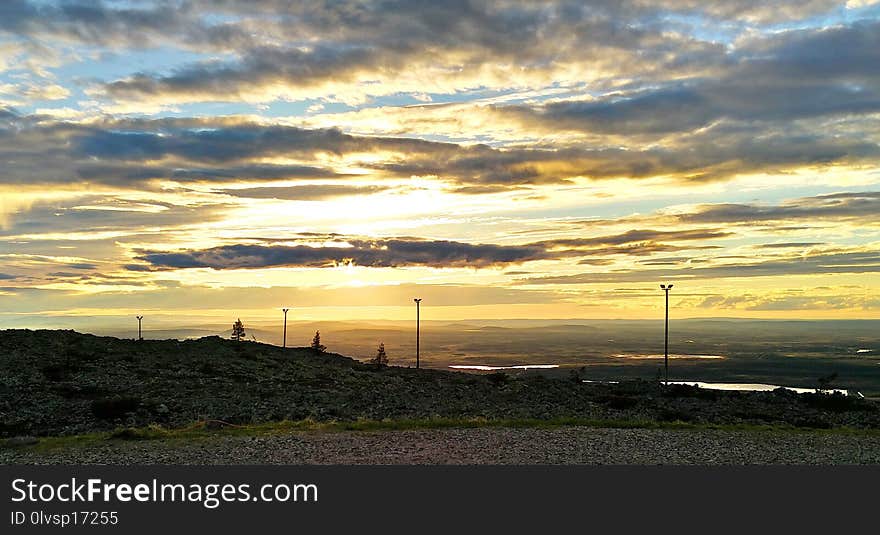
[5,416,880,454]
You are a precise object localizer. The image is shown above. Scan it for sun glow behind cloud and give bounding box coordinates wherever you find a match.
[0,1,879,327]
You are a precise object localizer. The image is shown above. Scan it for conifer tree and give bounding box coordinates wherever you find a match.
[231,318,246,341]
[311,330,326,353]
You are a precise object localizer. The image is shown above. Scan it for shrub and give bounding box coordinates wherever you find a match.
[110,424,169,441]
[802,392,865,412]
[41,364,68,382]
[486,372,508,386]
[662,383,717,400]
[817,372,838,391]
[369,342,388,367]
[793,416,832,429]
[658,407,694,422]
[91,397,141,420]
[596,394,639,410]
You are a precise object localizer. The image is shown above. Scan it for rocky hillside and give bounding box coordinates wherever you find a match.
[1,329,879,437]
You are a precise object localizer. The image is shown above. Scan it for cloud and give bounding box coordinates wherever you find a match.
[131,226,744,272]
[531,229,733,249]
[4,107,880,189]
[483,19,880,149]
[133,239,551,270]
[0,0,262,52]
[695,291,880,311]
[568,192,880,231]
[521,249,880,285]
[754,242,826,249]
[0,193,231,241]
[90,1,724,105]
[678,192,880,225]
[216,184,392,200]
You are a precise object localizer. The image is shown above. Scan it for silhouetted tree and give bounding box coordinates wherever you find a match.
[231,318,246,341]
[817,372,838,392]
[370,342,388,367]
[311,330,326,353]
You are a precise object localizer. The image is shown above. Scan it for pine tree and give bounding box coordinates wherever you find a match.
[231,318,246,341]
[370,342,388,368]
[311,330,326,353]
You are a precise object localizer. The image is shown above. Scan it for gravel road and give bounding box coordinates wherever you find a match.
[4,426,880,464]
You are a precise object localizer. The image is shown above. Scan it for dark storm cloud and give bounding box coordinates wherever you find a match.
[133,239,551,270]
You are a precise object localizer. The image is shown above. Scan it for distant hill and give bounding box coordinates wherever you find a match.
[1,329,879,438]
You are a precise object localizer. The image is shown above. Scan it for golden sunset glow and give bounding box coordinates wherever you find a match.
[1,1,879,331]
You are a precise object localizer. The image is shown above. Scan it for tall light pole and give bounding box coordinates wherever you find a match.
[660,284,673,385]
[282,308,289,348]
[136,315,143,341]
[414,298,422,369]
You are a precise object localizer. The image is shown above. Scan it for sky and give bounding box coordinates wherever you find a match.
[1,0,879,329]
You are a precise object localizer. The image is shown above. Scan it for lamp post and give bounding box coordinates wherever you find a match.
[660,284,673,385]
[414,298,422,369]
[136,315,143,341]
[282,308,289,348]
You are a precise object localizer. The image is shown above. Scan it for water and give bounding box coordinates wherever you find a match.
[667,381,855,396]
[610,353,725,360]
[448,364,560,371]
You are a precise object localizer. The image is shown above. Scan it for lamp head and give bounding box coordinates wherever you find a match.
[414,298,422,303]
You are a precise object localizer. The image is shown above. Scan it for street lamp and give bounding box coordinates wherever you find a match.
[136,315,144,341]
[660,284,673,385]
[414,298,422,369]
[282,308,289,348]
